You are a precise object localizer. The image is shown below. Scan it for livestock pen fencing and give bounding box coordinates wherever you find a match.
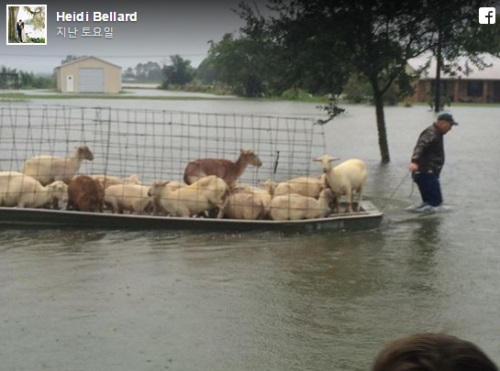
[0,104,327,188]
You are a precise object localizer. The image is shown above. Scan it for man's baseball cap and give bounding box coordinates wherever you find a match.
[437,113,458,126]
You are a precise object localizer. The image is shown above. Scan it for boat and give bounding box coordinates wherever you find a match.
[0,105,383,233]
[0,201,382,233]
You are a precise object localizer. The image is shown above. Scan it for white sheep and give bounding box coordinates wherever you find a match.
[104,184,152,214]
[232,182,272,211]
[0,171,68,208]
[224,188,267,220]
[269,188,334,220]
[89,174,141,189]
[149,180,184,215]
[313,155,367,213]
[148,175,229,218]
[21,145,94,185]
[273,176,325,198]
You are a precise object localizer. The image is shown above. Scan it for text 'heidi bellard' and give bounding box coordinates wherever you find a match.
[56,12,138,22]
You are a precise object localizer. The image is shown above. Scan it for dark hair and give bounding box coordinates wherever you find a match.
[372,333,498,371]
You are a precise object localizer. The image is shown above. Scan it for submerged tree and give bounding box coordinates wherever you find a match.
[162,55,195,88]
[236,0,500,163]
[236,1,431,162]
[205,32,272,97]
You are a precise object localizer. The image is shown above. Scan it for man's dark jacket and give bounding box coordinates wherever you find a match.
[411,123,445,177]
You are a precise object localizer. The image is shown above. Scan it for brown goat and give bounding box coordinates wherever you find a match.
[183,149,262,188]
[67,175,104,212]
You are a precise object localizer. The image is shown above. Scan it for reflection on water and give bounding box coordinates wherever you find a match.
[1,103,500,370]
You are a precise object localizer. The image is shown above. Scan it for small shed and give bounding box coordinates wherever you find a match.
[55,56,121,94]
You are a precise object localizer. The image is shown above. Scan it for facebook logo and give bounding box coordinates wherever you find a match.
[479,7,496,24]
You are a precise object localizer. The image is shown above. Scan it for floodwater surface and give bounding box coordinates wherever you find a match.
[1,98,499,371]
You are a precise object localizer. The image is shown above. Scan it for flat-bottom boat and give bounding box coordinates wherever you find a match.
[0,201,382,233]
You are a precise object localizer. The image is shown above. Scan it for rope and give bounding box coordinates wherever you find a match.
[381,171,411,212]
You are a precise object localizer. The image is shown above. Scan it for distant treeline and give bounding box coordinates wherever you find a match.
[0,66,54,89]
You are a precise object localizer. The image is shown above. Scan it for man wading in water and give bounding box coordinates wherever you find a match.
[409,113,458,212]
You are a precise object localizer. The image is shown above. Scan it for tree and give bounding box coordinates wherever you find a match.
[236,0,500,163]
[237,1,431,162]
[422,1,500,112]
[61,55,85,65]
[123,67,135,80]
[143,61,162,81]
[205,33,268,97]
[196,57,218,85]
[24,5,45,30]
[132,61,162,81]
[7,6,19,42]
[162,55,195,88]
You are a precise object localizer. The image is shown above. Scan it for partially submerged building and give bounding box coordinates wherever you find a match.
[409,54,500,104]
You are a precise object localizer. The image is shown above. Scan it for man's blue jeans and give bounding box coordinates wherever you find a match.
[412,172,443,207]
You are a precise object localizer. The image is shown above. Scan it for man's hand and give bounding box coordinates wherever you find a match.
[409,163,419,173]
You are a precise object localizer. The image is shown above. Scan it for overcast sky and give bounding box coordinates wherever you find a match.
[2,1,259,73]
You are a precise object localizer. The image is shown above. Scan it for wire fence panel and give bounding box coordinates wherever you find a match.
[0,104,327,186]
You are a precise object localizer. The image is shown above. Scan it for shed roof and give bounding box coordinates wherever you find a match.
[55,56,121,70]
[408,54,500,81]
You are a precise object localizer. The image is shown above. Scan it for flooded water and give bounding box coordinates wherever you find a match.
[1,98,499,371]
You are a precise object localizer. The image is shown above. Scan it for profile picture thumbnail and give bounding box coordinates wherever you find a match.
[6,4,47,45]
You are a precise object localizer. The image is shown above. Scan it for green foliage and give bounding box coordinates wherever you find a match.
[204,32,269,97]
[343,75,371,104]
[162,55,195,88]
[132,61,162,82]
[196,58,218,85]
[280,88,312,100]
[19,71,54,89]
[29,36,45,43]
[0,66,54,89]
[24,6,45,30]
[231,0,500,162]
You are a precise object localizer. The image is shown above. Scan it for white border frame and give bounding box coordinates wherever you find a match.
[6,4,47,46]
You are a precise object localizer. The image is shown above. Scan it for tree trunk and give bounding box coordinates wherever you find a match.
[373,90,390,163]
[434,28,442,113]
[8,7,19,43]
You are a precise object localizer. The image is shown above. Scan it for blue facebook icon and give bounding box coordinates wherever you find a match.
[479,7,496,24]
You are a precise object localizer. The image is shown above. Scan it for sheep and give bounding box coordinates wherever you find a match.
[183,149,262,188]
[0,171,68,208]
[269,188,334,220]
[67,175,104,212]
[89,174,141,189]
[273,176,325,198]
[104,183,152,214]
[21,145,94,185]
[148,180,184,215]
[148,175,229,218]
[259,179,278,196]
[313,155,367,213]
[224,188,268,220]
[231,182,273,211]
